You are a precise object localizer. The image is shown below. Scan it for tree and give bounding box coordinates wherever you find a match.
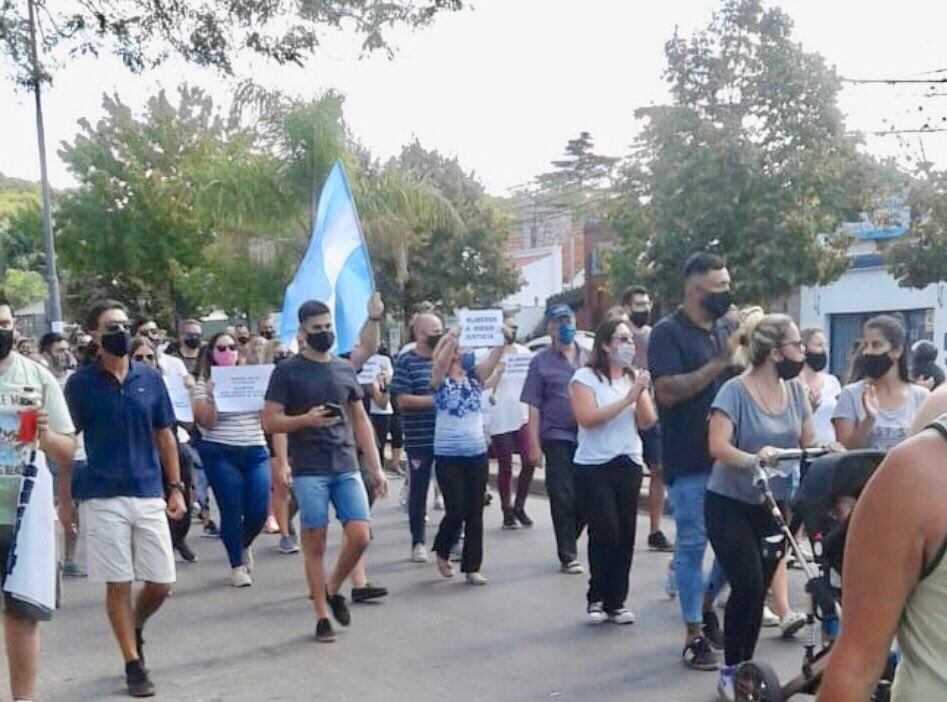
[1,268,45,311]
[607,0,873,307]
[0,174,44,272]
[886,170,947,288]
[533,131,618,217]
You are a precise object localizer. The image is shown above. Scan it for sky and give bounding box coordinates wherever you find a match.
[2,0,946,196]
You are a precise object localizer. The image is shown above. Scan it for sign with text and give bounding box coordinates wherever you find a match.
[458,309,504,348]
[501,352,535,379]
[163,374,194,424]
[356,357,383,385]
[211,364,275,413]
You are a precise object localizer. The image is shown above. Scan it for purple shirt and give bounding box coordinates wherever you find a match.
[520,345,586,444]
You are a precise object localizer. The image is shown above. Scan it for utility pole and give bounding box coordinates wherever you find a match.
[27,0,63,329]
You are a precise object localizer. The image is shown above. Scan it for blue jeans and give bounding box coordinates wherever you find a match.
[407,449,435,547]
[200,442,271,568]
[294,472,371,529]
[667,471,722,625]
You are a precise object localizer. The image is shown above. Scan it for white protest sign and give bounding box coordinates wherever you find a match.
[211,364,275,413]
[502,352,535,379]
[163,374,193,423]
[356,357,383,385]
[458,309,505,348]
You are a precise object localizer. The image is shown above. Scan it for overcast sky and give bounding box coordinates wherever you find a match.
[2,0,945,196]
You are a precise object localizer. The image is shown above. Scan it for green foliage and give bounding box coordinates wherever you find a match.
[1,268,45,310]
[886,170,947,288]
[607,0,877,307]
[534,131,618,217]
[0,174,44,272]
[1,1,464,87]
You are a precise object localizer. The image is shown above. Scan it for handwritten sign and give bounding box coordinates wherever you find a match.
[211,364,275,413]
[458,309,504,348]
[502,352,535,379]
[163,374,194,423]
[356,357,383,385]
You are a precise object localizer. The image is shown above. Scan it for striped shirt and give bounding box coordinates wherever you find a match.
[192,379,266,447]
[391,350,435,451]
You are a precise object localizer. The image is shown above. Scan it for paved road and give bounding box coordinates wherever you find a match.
[18,474,806,701]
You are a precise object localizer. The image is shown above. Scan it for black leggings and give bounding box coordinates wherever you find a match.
[574,456,644,612]
[705,491,782,666]
[433,455,488,573]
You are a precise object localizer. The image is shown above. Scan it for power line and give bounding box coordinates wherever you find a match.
[842,77,947,85]
[856,128,947,136]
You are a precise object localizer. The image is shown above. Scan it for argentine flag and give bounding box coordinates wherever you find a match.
[279,160,374,353]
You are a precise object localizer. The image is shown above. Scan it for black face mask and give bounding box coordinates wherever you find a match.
[183,333,202,350]
[630,311,650,328]
[260,330,275,341]
[805,351,828,373]
[776,357,805,380]
[237,335,250,345]
[306,331,335,353]
[701,290,731,320]
[101,330,131,357]
[863,352,894,379]
[425,333,443,350]
[0,329,13,361]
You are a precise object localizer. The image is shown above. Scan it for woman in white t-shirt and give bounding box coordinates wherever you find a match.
[192,331,270,588]
[569,317,656,625]
[800,328,842,446]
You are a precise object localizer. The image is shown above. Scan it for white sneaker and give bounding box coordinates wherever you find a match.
[242,545,254,572]
[411,544,430,563]
[608,608,635,625]
[231,565,252,588]
[465,572,488,586]
[779,610,806,638]
[762,605,779,628]
[586,602,607,625]
[717,666,736,701]
[560,560,585,575]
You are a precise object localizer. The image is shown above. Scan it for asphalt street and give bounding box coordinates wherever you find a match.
[16,473,805,701]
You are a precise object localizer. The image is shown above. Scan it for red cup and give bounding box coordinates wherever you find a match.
[17,409,38,443]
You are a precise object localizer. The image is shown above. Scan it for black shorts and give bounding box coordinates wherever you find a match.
[640,423,663,473]
[0,525,52,622]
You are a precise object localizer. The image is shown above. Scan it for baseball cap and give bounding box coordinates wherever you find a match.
[546,305,573,323]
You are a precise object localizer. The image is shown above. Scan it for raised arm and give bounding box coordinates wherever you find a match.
[474,344,505,383]
[349,292,384,370]
[430,329,459,390]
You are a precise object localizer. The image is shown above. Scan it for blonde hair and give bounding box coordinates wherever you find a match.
[746,313,795,367]
[731,306,765,369]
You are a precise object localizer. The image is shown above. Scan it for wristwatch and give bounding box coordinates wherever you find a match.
[166,481,186,494]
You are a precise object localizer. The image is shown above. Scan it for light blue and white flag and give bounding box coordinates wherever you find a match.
[279,160,374,353]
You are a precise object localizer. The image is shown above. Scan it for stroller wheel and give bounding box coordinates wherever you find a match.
[735,661,784,702]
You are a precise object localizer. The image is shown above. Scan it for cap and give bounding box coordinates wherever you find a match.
[546,305,573,323]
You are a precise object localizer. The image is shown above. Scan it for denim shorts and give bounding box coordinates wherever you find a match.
[294,471,371,529]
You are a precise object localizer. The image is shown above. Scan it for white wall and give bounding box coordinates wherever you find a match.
[799,265,947,363]
[504,246,563,309]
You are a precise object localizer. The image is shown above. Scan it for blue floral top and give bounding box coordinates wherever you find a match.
[433,369,486,458]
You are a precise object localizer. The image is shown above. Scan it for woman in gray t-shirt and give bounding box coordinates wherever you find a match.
[705,314,818,696]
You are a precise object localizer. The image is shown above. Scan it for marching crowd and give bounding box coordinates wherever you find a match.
[0,250,946,701]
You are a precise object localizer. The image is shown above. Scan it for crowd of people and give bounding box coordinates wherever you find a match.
[0,248,945,701]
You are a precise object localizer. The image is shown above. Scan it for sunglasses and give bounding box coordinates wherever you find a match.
[215,344,238,352]
[104,322,130,333]
[134,353,156,362]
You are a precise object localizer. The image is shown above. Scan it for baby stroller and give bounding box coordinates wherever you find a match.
[733,448,888,702]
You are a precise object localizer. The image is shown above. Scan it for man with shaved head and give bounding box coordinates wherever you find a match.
[391,311,444,563]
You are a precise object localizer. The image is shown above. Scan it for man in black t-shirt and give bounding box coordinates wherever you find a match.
[648,252,739,671]
[263,299,388,643]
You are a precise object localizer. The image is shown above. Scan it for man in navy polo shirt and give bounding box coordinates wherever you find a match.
[65,300,186,698]
[648,252,739,672]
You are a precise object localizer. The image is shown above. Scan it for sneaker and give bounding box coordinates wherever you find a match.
[125,659,155,697]
[465,572,488,586]
[351,583,388,602]
[263,516,280,534]
[502,512,520,529]
[202,521,220,538]
[648,530,675,552]
[278,535,300,554]
[433,495,445,511]
[717,665,736,701]
[779,610,806,638]
[315,617,336,643]
[411,543,430,563]
[175,541,197,563]
[231,565,252,588]
[513,508,533,527]
[703,609,725,650]
[586,602,607,625]
[560,560,585,575]
[436,556,454,578]
[326,589,351,626]
[682,635,719,671]
[665,560,678,599]
[608,608,635,625]
[62,560,87,577]
[242,545,254,571]
[762,605,779,628]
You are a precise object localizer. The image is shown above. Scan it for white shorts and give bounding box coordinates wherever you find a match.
[79,497,176,584]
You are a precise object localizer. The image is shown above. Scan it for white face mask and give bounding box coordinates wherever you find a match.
[609,342,636,367]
